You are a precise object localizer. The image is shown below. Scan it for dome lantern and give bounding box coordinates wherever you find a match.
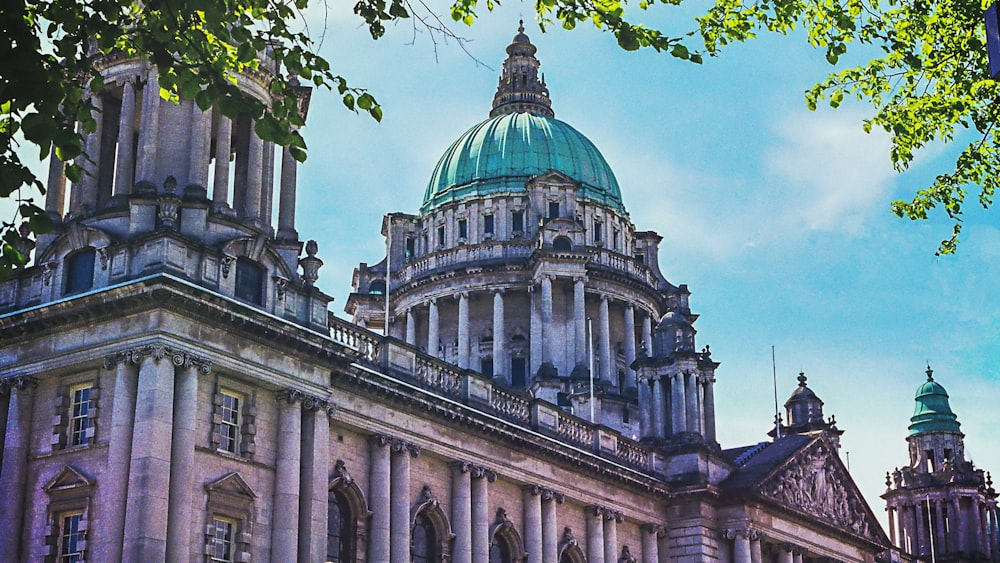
[908,365,962,436]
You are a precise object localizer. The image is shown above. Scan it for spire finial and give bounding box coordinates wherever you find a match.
[926,364,934,381]
[797,371,808,387]
[518,19,525,33]
[490,22,554,118]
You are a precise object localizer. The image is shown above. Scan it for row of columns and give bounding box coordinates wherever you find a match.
[640,370,716,442]
[724,529,806,563]
[401,282,656,382]
[889,496,1000,558]
[45,69,300,238]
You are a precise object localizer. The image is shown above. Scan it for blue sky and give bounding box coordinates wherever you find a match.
[7,2,997,531]
[296,4,1000,527]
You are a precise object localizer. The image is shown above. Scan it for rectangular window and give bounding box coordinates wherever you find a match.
[512,211,524,233]
[634,253,644,265]
[59,511,85,563]
[437,225,445,247]
[68,384,92,447]
[481,358,494,378]
[483,214,494,235]
[593,220,603,243]
[458,219,468,240]
[218,392,241,454]
[405,237,415,258]
[210,516,237,563]
[613,227,620,250]
[548,201,560,219]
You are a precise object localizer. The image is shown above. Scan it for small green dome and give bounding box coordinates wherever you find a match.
[908,367,961,436]
[421,112,624,213]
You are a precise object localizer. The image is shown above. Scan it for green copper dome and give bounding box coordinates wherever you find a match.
[422,113,624,213]
[908,367,961,436]
[420,24,625,214]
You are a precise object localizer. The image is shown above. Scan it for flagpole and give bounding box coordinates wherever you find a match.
[588,317,595,423]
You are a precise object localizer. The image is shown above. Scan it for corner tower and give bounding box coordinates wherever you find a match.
[348,25,717,446]
[883,367,999,560]
[1,54,331,330]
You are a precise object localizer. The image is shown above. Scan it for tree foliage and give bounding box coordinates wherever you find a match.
[698,0,998,254]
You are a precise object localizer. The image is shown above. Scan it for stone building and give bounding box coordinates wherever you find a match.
[883,368,999,561]
[0,23,921,563]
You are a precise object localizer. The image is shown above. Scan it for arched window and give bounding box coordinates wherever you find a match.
[64,248,96,295]
[369,280,386,295]
[411,512,437,563]
[553,236,572,251]
[234,258,265,305]
[326,490,354,562]
[489,538,513,563]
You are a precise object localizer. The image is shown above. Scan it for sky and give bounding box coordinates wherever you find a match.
[293,3,1000,529]
[9,1,999,533]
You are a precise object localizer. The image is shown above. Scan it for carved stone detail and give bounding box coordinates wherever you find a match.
[759,440,874,539]
[276,388,337,417]
[103,344,213,374]
[0,375,39,393]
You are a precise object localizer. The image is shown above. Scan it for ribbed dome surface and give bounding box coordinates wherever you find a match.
[422,112,624,213]
[908,374,961,435]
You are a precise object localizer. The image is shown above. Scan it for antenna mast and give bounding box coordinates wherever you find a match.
[772,345,781,439]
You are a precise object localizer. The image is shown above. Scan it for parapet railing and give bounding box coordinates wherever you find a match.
[393,241,536,283]
[328,315,656,473]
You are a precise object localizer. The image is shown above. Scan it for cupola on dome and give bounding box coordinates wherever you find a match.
[421,24,624,214]
[908,366,961,436]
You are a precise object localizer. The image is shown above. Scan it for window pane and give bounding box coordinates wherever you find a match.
[483,214,494,234]
[235,259,264,305]
[218,392,241,453]
[65,249,96,295]
[69,385,92,446]
[60,512,85,563]
[211,517,235,562]
[512,211,524,233]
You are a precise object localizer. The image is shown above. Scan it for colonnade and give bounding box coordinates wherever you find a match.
[722,529,810,563]
[887,496,1000,559]
[638,369,716,442]
[45,67,300,239]
[400,278,656,386]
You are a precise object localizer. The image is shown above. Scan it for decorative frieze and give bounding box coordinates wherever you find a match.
[103,344,213,374]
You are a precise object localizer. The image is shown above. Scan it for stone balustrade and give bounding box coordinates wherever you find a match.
[327,316,654,472]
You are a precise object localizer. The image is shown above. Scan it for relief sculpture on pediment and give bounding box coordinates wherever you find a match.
[760,441,875,540]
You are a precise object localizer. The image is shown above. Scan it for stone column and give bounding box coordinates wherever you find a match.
[749,532,762,563]
[188,102,210,189]
[599,295,612,384]
[624,304,636,388]
[46,144,67,217]
[732,531,751,563]
[368,435,392,562]
[887,506,897,547]
[471,468,493,563]
[428,299,440,358]
[260,140,275,227]
[113,78,137,197]
[672,372,687,433]
[587,507,606,563]
[656,529,670,563]
[406,309,417,346]
[102,361,137,562]
[123,354,175,560]
[299,405,331,562]
[640,524,659,563]
[244,128,264,221]
[603,511,619,563]
[792,551,803,563]
[973,498,985,554]
[458,292,470,369]
[80,92,103,209]
[988,503,998,559]
[638,374,652,439]
[212,114,232,210]
[529,285,541,375]
[777,545,794,563]
[523,486,543,563]
[452,462,473,563]
[0,377,37,562]
[642,313,653,356]
[704,376,717,442]
[915,498,928,555]
[685,371,700,435]
[574,277,587,367]
[492,290,505,379]
[540,275,554,367]
[955,497,968,554]
[651,375,665,439]
[934,499,947,553]
[271,393,302,562]
[541,490,561,563]
[277,143,298,238]
[165,363,202,561]
[136,70,160,186]
[391,441,417,563]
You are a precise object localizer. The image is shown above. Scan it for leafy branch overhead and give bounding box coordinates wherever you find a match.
[698,0,998,254]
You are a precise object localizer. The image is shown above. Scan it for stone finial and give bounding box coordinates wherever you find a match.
[300,239,323,286]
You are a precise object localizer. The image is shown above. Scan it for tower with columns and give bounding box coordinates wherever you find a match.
[883,368,999,561]
[1,22,901,563]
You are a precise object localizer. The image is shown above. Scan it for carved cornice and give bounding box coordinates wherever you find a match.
[103,344,213,374]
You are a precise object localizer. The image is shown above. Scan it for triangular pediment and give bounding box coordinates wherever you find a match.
[205,471,258,500]
[529,170,580,188]
[757,437,884,544]
[43,465,94,493]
